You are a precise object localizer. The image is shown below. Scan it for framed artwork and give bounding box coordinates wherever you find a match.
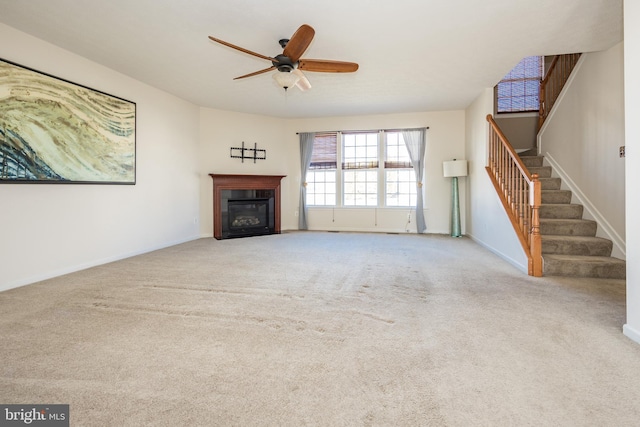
[0,58,136,184]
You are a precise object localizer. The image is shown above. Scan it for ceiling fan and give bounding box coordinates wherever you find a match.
[208,24,359,92]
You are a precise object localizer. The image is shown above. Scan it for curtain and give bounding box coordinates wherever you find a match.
[402,128,427,233]
[298,132,316,230]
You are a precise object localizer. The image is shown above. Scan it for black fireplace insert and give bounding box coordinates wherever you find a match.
[226,198,271,238]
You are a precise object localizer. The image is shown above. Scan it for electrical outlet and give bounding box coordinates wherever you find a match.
[620,146,626,158]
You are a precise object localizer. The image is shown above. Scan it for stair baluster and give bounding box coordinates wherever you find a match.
[486,114,543,277]
[539,53,581,130]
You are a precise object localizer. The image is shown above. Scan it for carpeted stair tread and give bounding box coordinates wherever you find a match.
[515,152,625,280]
[539,204,583,219]
[540,218,597,236]
[541,235,613,256]
[543,254,626,279]
[541,190,572,204]
[539,177,562,190]
[520,155,544,167]
[527,166,552,178]
[517,148,538,157]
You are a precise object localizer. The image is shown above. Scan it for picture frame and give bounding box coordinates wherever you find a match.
[0,58,136,184]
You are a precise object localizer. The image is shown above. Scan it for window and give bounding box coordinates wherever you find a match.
[306,170,336,206]
[342,133,379,206]
[497,56,543,113]
[384,132,417,207]
[306,133,337,206]
[305,131,419,208]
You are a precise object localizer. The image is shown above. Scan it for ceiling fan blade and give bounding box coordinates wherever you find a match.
[208,36,276,62]
[283,24,315,63]
[233,66,276,80]
[292,69,311,91]
[298,59,359,73]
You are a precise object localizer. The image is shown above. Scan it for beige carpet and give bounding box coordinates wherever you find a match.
[1,231,638,426]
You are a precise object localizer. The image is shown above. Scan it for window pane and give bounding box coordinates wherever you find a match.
[497,84,511,98]
[497,56,542,113]
[344,146,355,159]
[344,182,355,194]
[385,132,413,168]
[383,132,416,206]
[400,170,412,181]
[342,132,378,168]
[343,169,377,206]
[310,133,338,170]
[385,169,417,207]
[306,170,336,206]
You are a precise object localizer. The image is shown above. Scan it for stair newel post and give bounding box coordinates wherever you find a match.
[529,173,543,277]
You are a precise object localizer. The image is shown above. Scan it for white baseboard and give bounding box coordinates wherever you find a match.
[0,234,202,293]
[623,324,640,345]
[466,232,528,274]
[543,153,626,260]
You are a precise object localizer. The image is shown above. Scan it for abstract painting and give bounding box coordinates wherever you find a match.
[0,58,136,184]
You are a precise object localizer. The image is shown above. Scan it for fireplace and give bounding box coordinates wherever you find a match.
[210,174,286,240]
[227,198,270,238]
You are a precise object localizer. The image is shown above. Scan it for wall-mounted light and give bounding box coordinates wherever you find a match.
[443,159,468,237]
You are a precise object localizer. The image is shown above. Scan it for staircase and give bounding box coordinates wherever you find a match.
[519,153,625,279]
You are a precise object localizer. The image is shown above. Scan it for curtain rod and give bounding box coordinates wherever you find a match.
[296,126,429,135]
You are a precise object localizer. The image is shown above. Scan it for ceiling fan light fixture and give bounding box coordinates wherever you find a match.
[273,71,300,91]
[209,24,358,91]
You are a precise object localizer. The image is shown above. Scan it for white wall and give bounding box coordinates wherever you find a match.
[538,43,626,259]
[0,24,201,291]
[624,0,640,344]
[495,114,538,151]
[465,88,528,272]
[198,108,294,235]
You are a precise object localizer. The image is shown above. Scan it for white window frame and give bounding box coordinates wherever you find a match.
[305,130,418,208]
[306,133,338,207]
[383,131,417,207]
[342,132,380,207]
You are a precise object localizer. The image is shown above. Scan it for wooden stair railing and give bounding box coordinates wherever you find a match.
[486,114,542,277]
[539,53,581,129]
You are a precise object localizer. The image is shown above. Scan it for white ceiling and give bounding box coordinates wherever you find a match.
[0,0,623,118]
